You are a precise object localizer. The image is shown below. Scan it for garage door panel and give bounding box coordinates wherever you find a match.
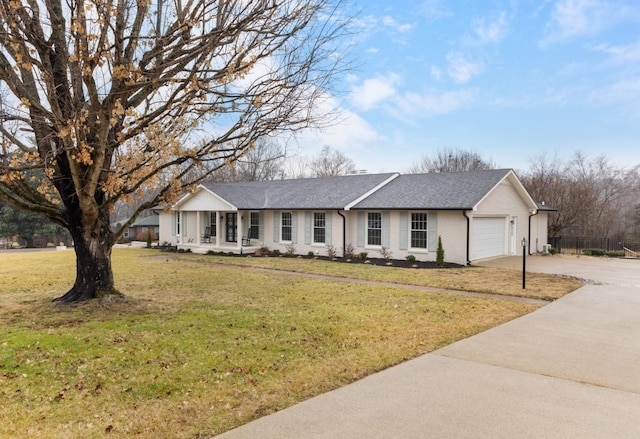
[471,217,506,260]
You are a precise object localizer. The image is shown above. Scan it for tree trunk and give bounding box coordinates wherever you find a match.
[53,219,122,304]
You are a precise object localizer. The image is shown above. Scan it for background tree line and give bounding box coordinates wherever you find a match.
[408,147,640,242]
[2,144,639,247]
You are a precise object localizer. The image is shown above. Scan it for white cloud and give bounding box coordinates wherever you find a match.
[381,15,414,33]
[293,108,381,164]
[345,73,360,83]
[446,53,484,84]
[316,110,381,148]
[593,41,640,64]
[589,78,640,104]
[396,88,476,117]
[539,0,639,45]
[430,66,442,81]
[418,0,452,22]
[473,11,509,44]
[288,92,381,163]
[350,73,401,111]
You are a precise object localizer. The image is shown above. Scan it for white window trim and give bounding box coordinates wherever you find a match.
[312,211,326,245]
[250,211,260,239]
[409,211,429,252]
[366,211,382,248]
[281,211,293,243]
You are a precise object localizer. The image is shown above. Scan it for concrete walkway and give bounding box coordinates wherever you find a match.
[216,256,640,438]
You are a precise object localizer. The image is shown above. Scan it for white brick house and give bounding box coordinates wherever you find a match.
[158,169,550,265]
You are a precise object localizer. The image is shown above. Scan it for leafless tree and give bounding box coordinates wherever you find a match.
[309,145,356,177]
[283,154,312,179]
[408,147,496,173]
[234,138,287,181]
[521,153,640,238]
[0,0,350,303]
[282,145,356,178]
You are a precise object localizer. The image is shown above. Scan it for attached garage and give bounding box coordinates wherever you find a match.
[471,217,507,260]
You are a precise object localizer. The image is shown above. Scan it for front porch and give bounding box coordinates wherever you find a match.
[177,240,261,255]
[174,208,263,254]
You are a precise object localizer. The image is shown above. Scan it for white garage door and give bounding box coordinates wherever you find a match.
[471,217,506,260]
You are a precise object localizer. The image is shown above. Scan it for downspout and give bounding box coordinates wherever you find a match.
[463,211,471,266]
[528,209,538,255]
[337,210,346,258]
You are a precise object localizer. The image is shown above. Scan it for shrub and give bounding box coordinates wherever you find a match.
[548,247,558,255]
[271,249,281,257]
[255,245,270,256]
[406,254,416,265]
[380,246,392,262]
[583,248,606,256]
[344,243,355,259]
[359,252,368,260]
[307,251,315,258]
[284,242,297,257]
[326,244,337,260]
[436,235,445,267]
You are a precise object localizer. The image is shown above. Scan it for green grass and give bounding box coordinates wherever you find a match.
[180,252,581,300]
[0,248,577,438]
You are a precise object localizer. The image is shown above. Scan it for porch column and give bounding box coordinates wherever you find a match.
[237,211,243,250]
[215,211,221,247]
[196,211,201,245]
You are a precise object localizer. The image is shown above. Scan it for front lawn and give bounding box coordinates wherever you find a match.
[180,252,581,301]
[0,248,577,438]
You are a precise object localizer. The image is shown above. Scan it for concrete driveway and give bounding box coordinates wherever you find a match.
[476,253,640,287]
[216,256,640,438]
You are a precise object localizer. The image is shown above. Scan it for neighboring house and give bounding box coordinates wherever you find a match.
[158,169,550,265]
[128,215,160,240]
[113,214,160,241]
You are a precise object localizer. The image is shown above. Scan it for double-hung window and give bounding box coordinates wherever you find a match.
[411,212,428,249]
[249,212,260,239]
[281,212,292,241]
[367,212,382,246]
[313,212,326,244]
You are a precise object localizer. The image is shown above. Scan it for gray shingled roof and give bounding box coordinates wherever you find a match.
[351,169,513,210]
[202,173,398,210]
[130,215,160,227]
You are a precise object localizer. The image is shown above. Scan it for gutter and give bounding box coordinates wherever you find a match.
[463,211,471,265]
[528,209,538,255]
[337,210,347,258]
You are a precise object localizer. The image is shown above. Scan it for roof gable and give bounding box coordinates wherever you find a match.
[351,169,535,210]
[199,173,399,210]
[174,186,236,211]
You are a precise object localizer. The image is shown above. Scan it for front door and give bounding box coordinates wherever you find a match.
[226,213,237,242]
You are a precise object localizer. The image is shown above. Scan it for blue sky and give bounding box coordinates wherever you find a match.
[296,0,640,174]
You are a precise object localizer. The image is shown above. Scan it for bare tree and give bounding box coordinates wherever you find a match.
[309,145,356,177]
[408,147,496,173]
[0,0,349,303]
[283,154,312,179]
[521,153,640,238]
[234,138,287,181]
